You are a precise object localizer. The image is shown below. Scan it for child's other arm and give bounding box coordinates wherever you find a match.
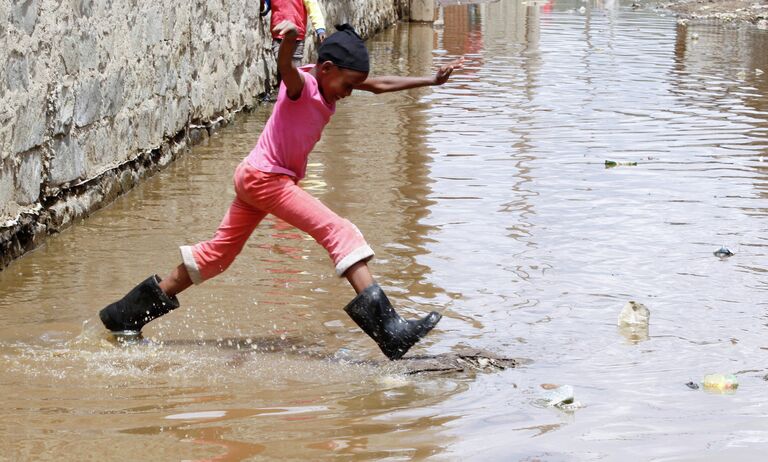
[355,57,464,94]
[273,20,304,99]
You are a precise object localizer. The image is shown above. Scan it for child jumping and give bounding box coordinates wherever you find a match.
[98,23,462,360]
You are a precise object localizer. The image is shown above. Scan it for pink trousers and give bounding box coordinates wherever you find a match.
[180,160,374,284]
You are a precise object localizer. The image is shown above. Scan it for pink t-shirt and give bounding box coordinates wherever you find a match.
[247,65,335,180]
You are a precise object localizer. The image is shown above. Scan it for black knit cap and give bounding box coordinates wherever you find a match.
[317,24,370,73]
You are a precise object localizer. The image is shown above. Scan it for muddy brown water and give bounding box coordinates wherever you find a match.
[2,1,768,460]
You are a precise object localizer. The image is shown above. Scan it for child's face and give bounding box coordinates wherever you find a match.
[316,61,368,103]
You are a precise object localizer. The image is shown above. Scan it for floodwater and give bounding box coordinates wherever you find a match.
[2,1,768,460]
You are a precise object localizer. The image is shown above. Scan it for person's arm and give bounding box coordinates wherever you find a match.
[273,20,304,100]
[355,57,464,94]
[303,0,327,42]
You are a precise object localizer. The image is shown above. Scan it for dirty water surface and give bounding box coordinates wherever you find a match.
[2,1,768,460]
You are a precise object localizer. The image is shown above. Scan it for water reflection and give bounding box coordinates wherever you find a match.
[317,22,455,314]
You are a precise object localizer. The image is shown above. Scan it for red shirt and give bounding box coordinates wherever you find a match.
[271,0,310,40]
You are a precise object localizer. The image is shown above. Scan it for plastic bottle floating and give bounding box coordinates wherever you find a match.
[617,301,650,327]
[537,384,583,410]
[703,374,739,393]
[713,246,734,258]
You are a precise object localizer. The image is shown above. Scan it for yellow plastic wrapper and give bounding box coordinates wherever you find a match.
[702,374,739,392]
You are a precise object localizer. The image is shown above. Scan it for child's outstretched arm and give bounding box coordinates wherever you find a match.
[273,20,304,99]
[355,57,464,94]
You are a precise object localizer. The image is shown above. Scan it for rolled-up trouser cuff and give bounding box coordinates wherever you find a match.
[180,245,204,285]
[335,245,375,277]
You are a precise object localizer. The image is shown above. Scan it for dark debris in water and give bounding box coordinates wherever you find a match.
[713,246,735,258]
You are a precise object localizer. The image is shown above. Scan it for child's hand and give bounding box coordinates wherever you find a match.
[273,20,299,39]
[433,57,465,85]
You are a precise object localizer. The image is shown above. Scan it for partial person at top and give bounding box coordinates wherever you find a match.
[261,0,327,67]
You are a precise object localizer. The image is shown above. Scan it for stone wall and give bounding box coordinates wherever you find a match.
[0,0,411,268]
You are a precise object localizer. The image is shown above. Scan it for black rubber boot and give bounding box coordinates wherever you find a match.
[343,284,442,360]
[99,275,180,333]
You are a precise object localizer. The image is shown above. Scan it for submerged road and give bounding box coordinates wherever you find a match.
[1,1,767,459]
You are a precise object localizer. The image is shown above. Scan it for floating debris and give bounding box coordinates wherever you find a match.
[605,160,637,168]
[713,246,734,258]
[617,301,650,343]
[544,385,574,407]
[703,374,738,393]
[618,301,650,327]
[537,384,582,410]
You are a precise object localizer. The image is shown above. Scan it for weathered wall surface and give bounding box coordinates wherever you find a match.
[0,0,410,268]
